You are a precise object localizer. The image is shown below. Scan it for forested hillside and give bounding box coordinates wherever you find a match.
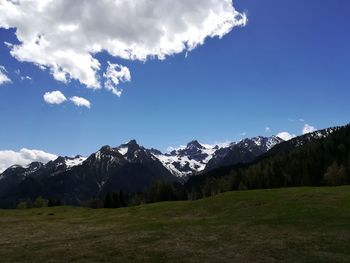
[185,124,350,199]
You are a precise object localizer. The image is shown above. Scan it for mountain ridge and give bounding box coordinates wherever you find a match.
[0,135,285,178]
[0,125,343,208]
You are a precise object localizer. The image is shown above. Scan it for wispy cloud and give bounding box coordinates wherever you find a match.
[0,65,11,85]
[21,76,32,81]
[288,118,307,123]
[103,62,131,97]
[14,69,32,81]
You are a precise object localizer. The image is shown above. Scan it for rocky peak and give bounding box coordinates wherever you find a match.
[120,140,141,156]
[186,140,204,149]
[127,139,138,145]
[28,162,44,170]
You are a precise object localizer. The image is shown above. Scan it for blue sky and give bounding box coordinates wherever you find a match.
[0,0,349,157]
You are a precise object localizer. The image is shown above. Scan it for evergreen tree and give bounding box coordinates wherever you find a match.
[104,193,113,208]
[119,191,126,207]
[112,192,120,208]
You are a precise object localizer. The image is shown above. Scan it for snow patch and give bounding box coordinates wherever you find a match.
[118,147,128,155]
[65,156,87,168]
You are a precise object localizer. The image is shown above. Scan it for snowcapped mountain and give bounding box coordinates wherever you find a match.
[151,136,284,177]
[0,125,344,208]
[199,136,283,172]
[42,155,87,173]
[0,156,88,207]
[0,137,284,183]
[153,140,218,177]
[0,155,86,182]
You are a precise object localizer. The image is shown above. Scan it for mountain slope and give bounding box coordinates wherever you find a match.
[205,136,283,171]
[186,124,350,194]
[260,127,341,158]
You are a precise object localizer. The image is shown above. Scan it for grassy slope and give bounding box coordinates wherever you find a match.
[1,187,350,263]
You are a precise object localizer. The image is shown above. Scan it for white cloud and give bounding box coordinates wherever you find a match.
[0,0,247,91]
[70,96,91,109]
[0,65,11,85]
[276,132,296,141]
[21,75,32,81]
[43,90,67,105]
[265,127,271,132]
[103,62,131,97]
[302,124,317,135]
[0,148,57,173]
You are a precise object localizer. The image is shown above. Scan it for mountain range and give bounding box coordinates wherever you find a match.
[0,127,340,207]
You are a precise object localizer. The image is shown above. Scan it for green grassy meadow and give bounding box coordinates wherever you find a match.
[1,186,350,262]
